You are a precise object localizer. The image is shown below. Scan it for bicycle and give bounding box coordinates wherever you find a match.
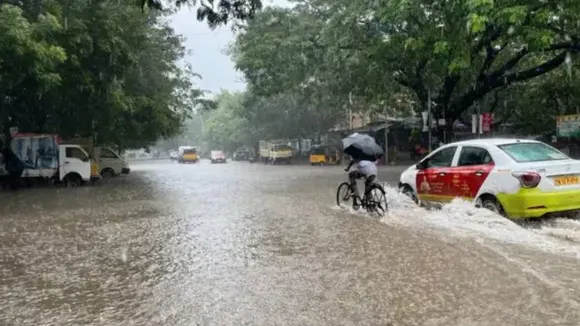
[336,181,388,217]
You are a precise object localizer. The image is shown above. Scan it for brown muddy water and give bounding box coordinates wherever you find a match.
[1,160,580,325]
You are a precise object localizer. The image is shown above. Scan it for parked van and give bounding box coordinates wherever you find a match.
[93,147,130,177]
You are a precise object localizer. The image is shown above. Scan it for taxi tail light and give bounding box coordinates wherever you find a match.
[512,171,541,188]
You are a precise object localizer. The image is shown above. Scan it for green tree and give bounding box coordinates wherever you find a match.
[0,4,66,137]
[0,0,204,149]
[202,91,253,151]
[141,0,263,28]
[229,7,353,141]
[230,0,580,138]
[309,0,580,132]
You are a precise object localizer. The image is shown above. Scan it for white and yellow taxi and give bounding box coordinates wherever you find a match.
[398,138,580,219]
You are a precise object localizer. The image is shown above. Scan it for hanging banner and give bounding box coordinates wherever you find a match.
[472,115,477,134]
[422,111,429,132]
[482,112,493,132]
[478,114,483,134]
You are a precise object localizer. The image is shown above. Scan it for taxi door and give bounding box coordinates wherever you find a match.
[448,146,494,199]
[415,146,458,203]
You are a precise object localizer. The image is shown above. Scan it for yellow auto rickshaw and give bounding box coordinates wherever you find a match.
[309,146,341,166]
[179,147,198,163]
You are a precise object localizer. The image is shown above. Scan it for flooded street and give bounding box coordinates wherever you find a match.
[2,160,580,325]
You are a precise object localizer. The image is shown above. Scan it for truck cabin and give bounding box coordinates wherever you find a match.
[271,144,293,152]
[66,147,90,162]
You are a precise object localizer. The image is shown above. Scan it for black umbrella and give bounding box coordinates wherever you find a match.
[342,133,384,161]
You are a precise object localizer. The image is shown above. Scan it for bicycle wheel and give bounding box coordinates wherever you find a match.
[367,184,388,217]
[336,182,354,207]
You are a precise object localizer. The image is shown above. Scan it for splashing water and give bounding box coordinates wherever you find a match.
[358,185,580,259]
[120,247,129,263]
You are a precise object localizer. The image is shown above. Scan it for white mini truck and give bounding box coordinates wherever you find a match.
[3,134,96,186]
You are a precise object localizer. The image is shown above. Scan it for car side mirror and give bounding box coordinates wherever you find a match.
[416,161,427,170]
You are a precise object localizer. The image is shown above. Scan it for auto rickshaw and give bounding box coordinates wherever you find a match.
[179,147,198,163]
[309,145,341,166]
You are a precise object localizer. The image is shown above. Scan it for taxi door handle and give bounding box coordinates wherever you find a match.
[474,170,484,176]
[438,172,446,176]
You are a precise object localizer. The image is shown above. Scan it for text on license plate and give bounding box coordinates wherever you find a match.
[554,176,580,186]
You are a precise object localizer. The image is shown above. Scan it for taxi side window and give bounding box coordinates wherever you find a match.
[426,146,457,168]
[458,146,493,166]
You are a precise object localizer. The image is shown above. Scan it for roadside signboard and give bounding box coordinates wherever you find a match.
[556,114,580,137]
[481,113,493,132]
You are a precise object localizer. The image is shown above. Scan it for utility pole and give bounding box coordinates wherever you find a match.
[199,115,205,155]
[348,92,353,132]
[476,100,481,139]
[384,104,389,165]
[427,89,432,152]
[442,104,446,144]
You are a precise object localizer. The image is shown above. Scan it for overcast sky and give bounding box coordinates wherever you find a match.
[169,0,291,95]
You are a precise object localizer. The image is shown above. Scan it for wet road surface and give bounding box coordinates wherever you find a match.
[1,160,580,325]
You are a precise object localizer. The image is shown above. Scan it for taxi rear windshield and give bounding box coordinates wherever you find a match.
[498,142,568,163]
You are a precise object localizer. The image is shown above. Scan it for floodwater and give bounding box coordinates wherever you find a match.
[1,160,580,325]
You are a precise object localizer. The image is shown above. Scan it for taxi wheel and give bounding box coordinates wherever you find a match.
[400,185,419,205]
[478,196,505,216]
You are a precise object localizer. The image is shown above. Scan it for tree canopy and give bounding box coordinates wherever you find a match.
[0,0,204,149]
[225,0,580,139]
[142,0,263,28]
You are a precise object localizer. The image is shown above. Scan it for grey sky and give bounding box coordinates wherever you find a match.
[169,1,291,95]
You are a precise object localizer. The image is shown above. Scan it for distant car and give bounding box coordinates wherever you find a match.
[398,138,580,219]
[233,149,249,161]
[211,150,226,164]
[169,150,178,161]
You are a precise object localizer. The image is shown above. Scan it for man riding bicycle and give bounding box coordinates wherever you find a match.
[345,156,381,209]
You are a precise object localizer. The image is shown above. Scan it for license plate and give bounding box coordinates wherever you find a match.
[554,176,580,186]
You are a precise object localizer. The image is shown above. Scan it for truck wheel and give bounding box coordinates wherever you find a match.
[64,174,83,188]
[101,169,115,178]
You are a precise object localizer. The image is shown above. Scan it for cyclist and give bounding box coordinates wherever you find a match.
[344,156,381,209]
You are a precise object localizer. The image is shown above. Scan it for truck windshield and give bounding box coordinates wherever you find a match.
[183,149,196,154]
[273,145,292,151]
[498,142,569,162]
